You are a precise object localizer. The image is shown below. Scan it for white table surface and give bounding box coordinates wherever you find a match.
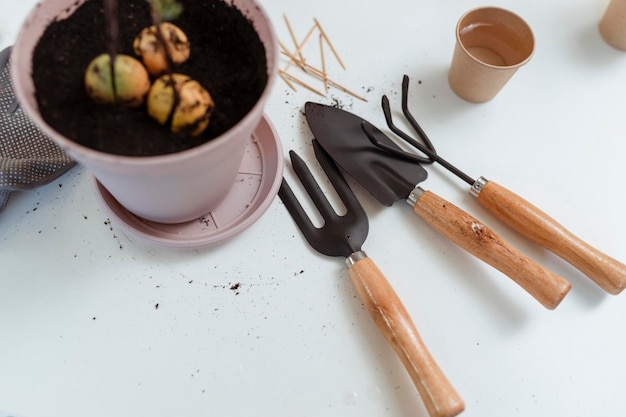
[2,0,626,416]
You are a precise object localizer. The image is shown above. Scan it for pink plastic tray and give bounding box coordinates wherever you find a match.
[94,114,283,249]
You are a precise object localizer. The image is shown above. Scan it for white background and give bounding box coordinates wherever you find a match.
[2,0,626,416]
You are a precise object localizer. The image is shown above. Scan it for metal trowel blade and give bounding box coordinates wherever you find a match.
[304,102,427,207]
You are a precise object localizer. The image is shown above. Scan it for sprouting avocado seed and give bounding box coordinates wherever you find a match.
[133,22,190,76]
[147,73,215,137]
[146,73,189,125]
[171,78,215,136]
[84,53,150,107]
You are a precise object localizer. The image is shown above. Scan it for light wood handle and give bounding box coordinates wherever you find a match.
[348,256,464,417]
[413,190,571,309]
[476,180,626,295]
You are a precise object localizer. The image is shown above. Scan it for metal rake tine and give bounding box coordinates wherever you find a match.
[381,76,476,186]
[288,149,341,224]
[381,95,433,164]
[361,121,429,165]
[400,75,436,154]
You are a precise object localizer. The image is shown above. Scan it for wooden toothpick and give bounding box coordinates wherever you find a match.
[280,49,367,102]
[279,70,297,92]
[283,14,305,68]
[314,18,346,70]
[277,16,366,101]
[279,70,326,98]
[319,33,328,93]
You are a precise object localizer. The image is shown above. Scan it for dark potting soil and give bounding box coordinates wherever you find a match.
[32,0,268,156]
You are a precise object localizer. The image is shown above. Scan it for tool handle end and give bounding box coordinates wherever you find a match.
[413,190,571,309]
[349,256,465,417]
[476,180,626,295]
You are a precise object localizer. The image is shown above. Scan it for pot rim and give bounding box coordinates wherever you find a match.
[11,0,279,166]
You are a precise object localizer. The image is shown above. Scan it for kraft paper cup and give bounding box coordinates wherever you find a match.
[600,0,626,51]
[448,7,535,103]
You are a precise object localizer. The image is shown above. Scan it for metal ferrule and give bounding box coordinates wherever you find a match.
[469,176,489,198]
[345,250,368,268]
[406,185,425,207]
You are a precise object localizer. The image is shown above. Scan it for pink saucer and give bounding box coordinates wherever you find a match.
[93,115,283,249]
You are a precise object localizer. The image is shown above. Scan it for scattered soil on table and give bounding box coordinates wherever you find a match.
[32,0,268,156]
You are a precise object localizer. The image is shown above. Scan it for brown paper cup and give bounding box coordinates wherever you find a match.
[599,0,626,51]
[448,7,535,103]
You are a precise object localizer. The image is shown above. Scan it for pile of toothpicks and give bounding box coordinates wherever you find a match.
[279,15,367,102]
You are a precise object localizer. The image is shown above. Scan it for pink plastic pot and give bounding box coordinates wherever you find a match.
[11,0,278,224]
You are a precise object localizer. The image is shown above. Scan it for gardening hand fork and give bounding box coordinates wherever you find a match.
[278,140,464,417]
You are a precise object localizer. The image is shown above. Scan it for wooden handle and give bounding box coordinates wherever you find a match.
[476,180,626,295]
[348,256,465,417]
[412,190,571,309]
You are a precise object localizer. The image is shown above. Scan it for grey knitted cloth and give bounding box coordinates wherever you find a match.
[0,46,75,213]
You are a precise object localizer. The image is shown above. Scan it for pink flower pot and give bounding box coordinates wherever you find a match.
[11,0,278,224]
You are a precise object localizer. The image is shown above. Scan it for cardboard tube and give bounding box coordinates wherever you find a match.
[448,7,534,103]
[600,0,626,51]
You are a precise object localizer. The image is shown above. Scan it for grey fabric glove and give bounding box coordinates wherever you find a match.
[0,46,75,213]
